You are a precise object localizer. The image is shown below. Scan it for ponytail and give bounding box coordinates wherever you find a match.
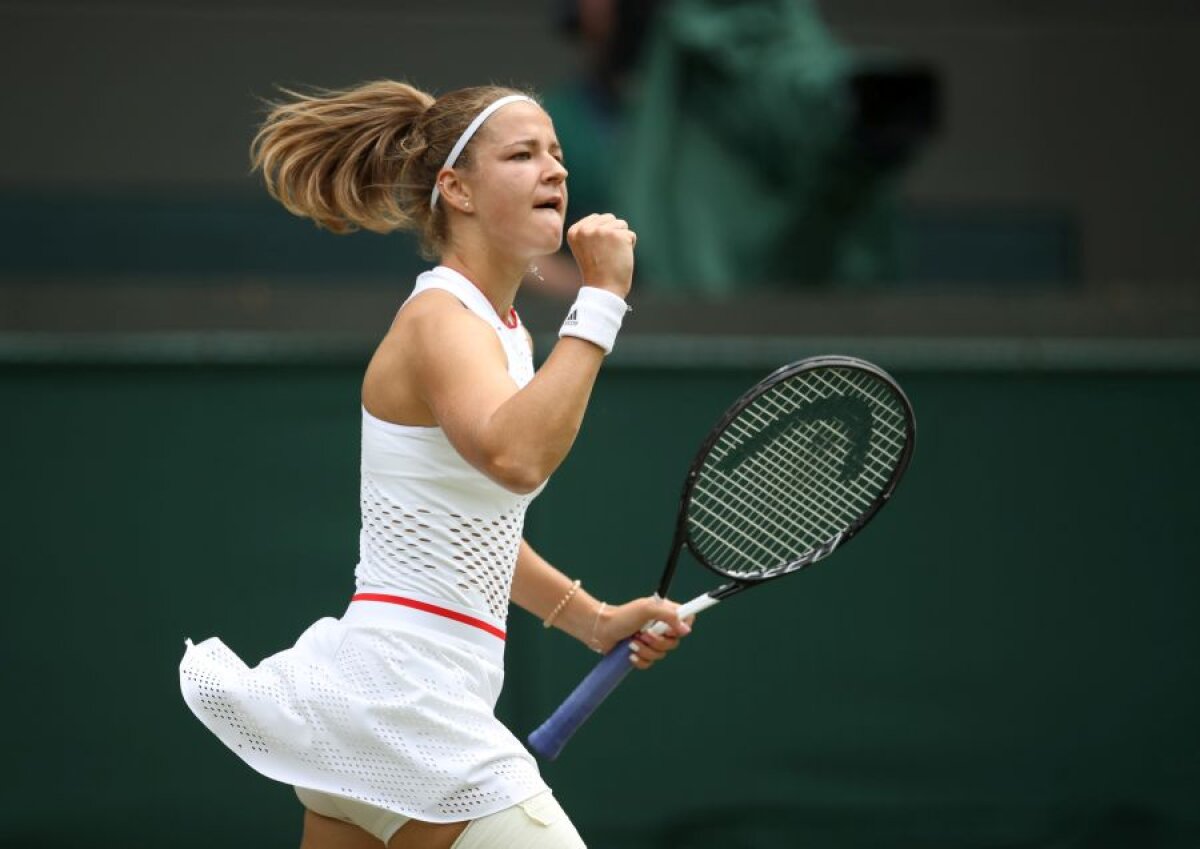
[251,80,537,256]
[251,80,434,235]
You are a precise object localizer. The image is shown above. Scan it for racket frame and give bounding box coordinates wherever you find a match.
[527,355,916,760]
[656,355,916,602]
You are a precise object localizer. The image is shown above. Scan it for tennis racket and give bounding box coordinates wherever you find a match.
[527,355,916,760]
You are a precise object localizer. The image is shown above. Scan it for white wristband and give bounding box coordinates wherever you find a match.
[558,286,630,354]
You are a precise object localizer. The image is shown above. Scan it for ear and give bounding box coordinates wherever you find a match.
[435,168,473,213]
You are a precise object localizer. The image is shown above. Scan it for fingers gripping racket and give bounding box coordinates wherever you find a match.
[527,356,916,760]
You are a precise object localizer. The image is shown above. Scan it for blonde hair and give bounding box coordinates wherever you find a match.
[250,80,536,257]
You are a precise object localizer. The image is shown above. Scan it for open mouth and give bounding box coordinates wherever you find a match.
[534,198,563,213]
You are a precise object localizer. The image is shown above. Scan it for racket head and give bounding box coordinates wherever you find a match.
[676,356,915,587]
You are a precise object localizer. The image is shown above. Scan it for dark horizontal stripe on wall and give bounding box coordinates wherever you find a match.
[896,205,1078,287]
[2,332,1196,373]
[0,191,428,281]
[0,193,1076,286]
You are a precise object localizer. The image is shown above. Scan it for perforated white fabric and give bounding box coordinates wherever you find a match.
[179,266,551,823]
[355,419,535,624]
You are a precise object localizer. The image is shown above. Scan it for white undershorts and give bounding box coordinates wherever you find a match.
[294,786,586,847]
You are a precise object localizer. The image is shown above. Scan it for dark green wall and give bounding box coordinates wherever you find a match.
[2,352,1198,848]
[0,192,1074,287]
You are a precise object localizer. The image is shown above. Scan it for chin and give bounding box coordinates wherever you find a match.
[508,220,564,258]
[529,234,564,257]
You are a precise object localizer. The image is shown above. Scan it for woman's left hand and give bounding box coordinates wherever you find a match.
[592,596,693,670]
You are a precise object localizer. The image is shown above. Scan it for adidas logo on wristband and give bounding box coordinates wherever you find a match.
[558,287,628,355]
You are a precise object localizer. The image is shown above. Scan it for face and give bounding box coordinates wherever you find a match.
[453,101,569,258]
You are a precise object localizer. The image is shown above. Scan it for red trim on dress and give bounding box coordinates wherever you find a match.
[455,269,519,329]
[351,593,507,641]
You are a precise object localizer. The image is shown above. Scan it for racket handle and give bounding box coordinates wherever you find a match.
[527,593,722,760]
[527,638,637,761]
[646,593,721,636]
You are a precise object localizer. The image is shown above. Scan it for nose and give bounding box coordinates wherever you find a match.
[545,155,567,184]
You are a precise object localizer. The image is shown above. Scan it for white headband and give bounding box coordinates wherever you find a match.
[430,94,535,210]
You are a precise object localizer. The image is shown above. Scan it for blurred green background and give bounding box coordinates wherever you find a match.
[3,0,1200,846]
[2,343,1198,847]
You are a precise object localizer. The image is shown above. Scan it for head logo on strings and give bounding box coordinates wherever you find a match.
[716,394,874,483]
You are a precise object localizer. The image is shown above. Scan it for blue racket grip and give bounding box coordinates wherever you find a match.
[527,637,636,760]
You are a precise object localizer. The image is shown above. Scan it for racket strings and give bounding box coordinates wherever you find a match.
[809,369,909,455]
[685,498,784,575]
[691,461,837,577]
[694,416,860,574]
[742,373,904,528]
[696,398,846,552]
[762,373,907,510]
[743,399,878,506]
[688,367,910,579]
[771,379,903,495]
[693,429,881,577]
[692,465,818,569]
[696,470,822,559]
[704,394,874,549]
[703,423,852,552]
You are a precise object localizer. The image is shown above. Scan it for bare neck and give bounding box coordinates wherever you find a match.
[440,242,527,320]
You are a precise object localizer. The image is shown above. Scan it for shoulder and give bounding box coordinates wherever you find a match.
[365,285,514,420]
[397,288,490,340]
[389,288,507,369]
[399,287,470,322]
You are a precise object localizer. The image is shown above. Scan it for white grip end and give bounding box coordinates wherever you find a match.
[645,593,721,635]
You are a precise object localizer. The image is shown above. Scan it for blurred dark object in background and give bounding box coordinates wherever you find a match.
[2,0,1196,330]
[848,62,940,169]
[540,0,942,297]
[555,0,663,96]
[532,0,671,295]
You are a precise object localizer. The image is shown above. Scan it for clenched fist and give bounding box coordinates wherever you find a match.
[567,213,637,299]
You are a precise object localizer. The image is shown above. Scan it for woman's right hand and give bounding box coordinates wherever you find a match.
[591,596,693,669]
[566,213,637,300]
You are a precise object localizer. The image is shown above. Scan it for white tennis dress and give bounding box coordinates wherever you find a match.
[179,266,550,823]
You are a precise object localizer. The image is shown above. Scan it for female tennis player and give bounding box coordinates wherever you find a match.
[178,81,691,849]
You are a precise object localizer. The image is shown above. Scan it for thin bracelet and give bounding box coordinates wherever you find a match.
[588,601,608,653]
[543,579,581,629]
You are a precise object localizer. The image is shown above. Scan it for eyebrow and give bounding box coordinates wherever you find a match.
[505,138,563,154]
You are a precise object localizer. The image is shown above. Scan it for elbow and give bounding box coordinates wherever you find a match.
[486,453,551,495]
[480,422,579,495]
[502,475,547,496]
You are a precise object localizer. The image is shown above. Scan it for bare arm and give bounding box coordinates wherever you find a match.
[407,299,606,493]
[407,214,637,494]
[511,539,608,647]
[511,539,692,665]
